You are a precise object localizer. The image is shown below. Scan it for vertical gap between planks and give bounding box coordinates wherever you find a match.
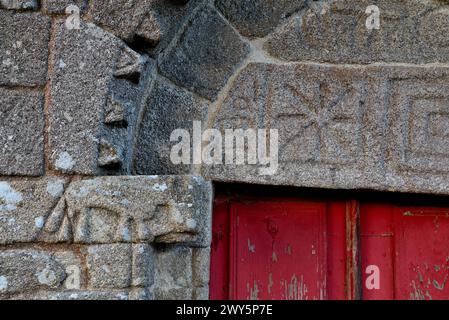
[346,200,362,300]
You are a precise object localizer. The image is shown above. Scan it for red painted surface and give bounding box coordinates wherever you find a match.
[230,201,327,300]
[210,196,346,300]
[209,196,230,300]
[212,193,449,300]
[361,204,449,300]
[326,201,347,300]
[394,206,449,300]
[361,203,394,300]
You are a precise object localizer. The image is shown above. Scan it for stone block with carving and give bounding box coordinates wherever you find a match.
[205,62,449,195]
[48,21,151,175]
[40,176,212,246]
[89,0,191,54]
[0,178,68,244]
[265,0,449,64]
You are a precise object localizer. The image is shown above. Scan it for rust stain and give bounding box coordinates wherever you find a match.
[345,200,361,300]
[272,251,278,262]
[285,244,292,255]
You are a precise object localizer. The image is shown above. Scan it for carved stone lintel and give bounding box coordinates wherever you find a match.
[40,176,212,246]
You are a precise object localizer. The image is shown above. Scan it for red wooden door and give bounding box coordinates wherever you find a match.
[210,196,347,300]
[211,193,449,300]
[362,204,449,300]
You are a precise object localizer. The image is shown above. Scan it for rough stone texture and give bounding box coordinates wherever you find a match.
[41,0,88,14]
[265,0,449,64]
[0,250,66,297]
[90,0,154,42]
[41,176,212,246]
[3,0,449,302]
[87,244,132,289]
[53,250,85,290]
[0,89,44,176]
[89,0,191,53]
[159,4,250,100]
[205,62,449,195]
[153,246,210,300]
[134,79,209,175]
[132,244,154,288]
[133,0,197,55]
[154,246,193,299]
[0,177,68,244]
[48,21,150,175]
[0,176,211,299]
[191,247,210,299]
[87,243,155,290]
[192,247,210,288]
[0,0,39,10]
[0,11,50,86]
[216,0,306,38]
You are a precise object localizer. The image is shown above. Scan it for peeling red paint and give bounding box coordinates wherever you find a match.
[362,204,449,300]
[210,196,346,300]
[211,194,449,300]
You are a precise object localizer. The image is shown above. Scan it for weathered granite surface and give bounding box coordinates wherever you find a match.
[205,62,449,195]
[0,0,38,10]
[0,176,212,300]
[89,0,192,54]
[0,89,45,176]
[216,0,306,38]
[159,4,250,100]
[0,11,50,86]
[134,79,208,175]
[265,0,449,64]
[0,177,68,244]
[2,0,449,301]
[48,21,151,175]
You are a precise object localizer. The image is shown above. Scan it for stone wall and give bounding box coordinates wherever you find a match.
[0,175,212,299]
[1,0,449,299]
